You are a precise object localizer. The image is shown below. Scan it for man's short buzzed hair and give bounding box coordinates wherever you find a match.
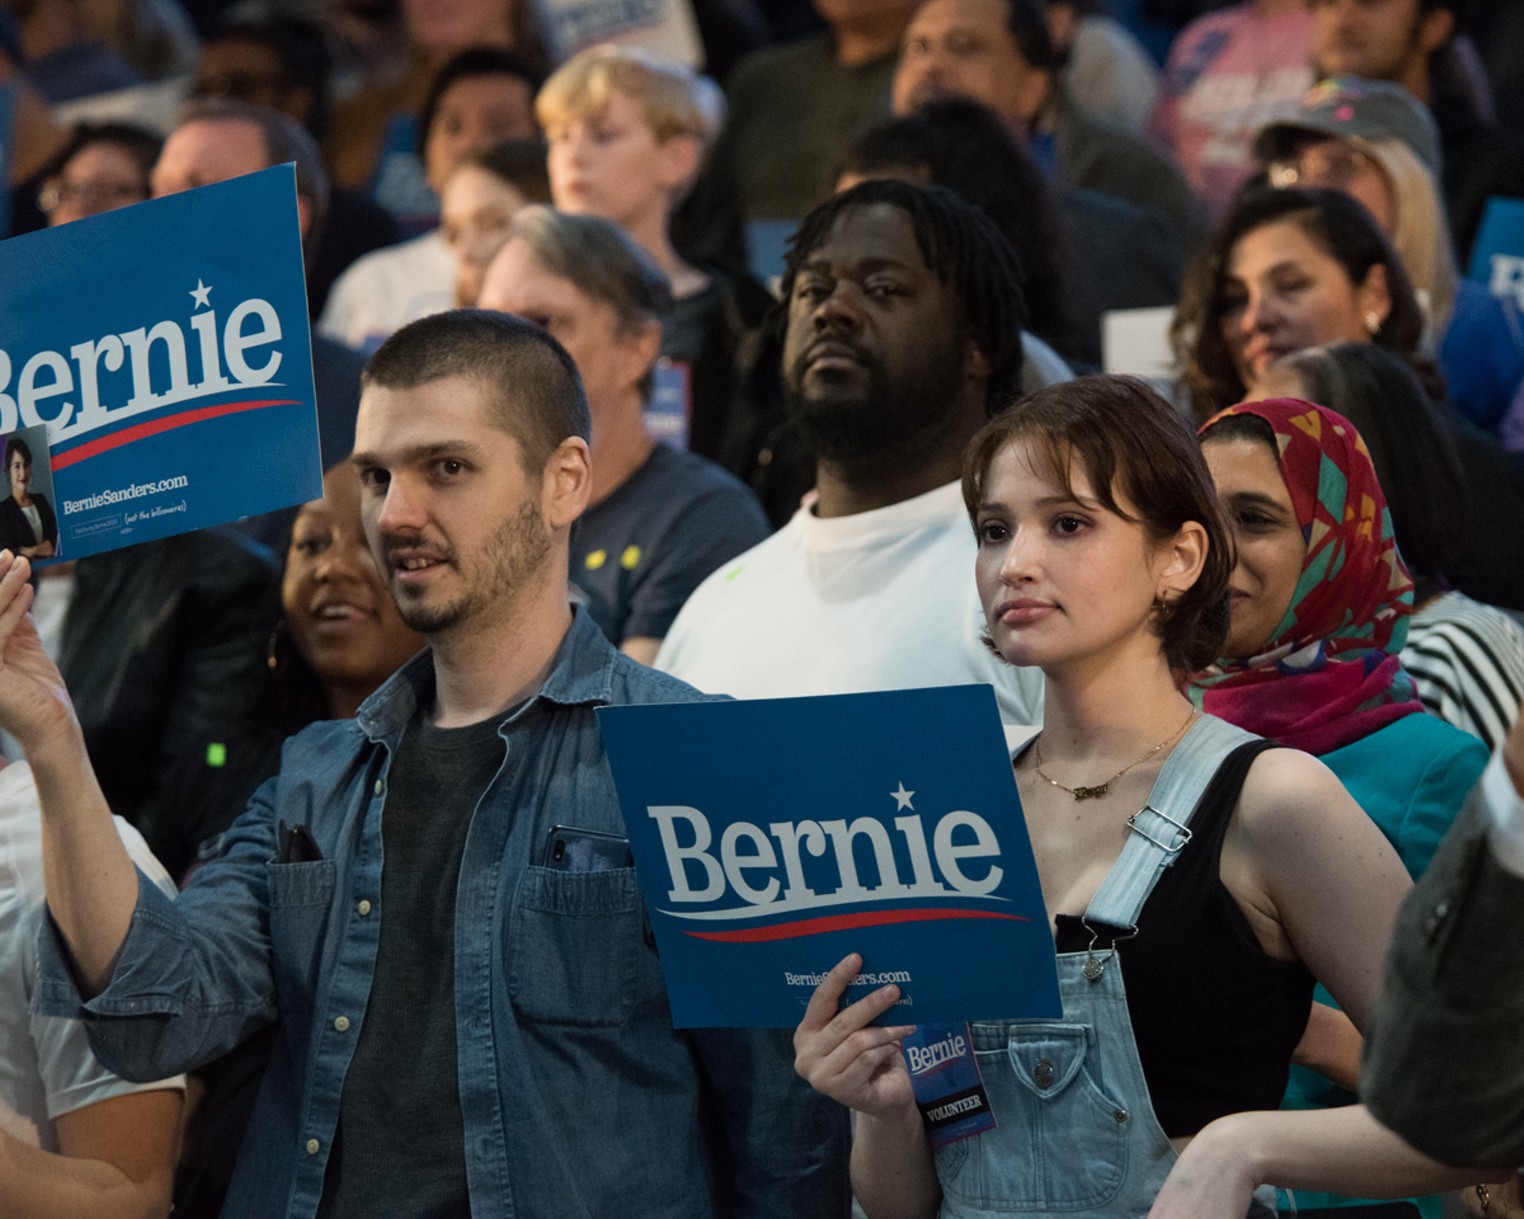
[363,310,591,475]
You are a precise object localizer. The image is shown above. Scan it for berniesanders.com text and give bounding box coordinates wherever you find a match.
[62,474,191,515]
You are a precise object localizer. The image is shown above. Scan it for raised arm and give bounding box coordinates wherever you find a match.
[0,553,139,993]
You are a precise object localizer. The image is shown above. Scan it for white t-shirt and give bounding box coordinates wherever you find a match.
[656,481,1043,727]
[0,763,183,1152]
[316,230,455,356]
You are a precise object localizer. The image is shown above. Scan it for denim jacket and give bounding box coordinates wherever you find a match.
[36,607,849,1218]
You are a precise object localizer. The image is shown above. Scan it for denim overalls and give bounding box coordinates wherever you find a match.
[934,716,1268,1219]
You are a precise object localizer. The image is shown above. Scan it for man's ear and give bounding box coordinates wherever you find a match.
[1418,6,1455,54]
[295,192,315,241]
[542,436,592,529]
[1046,2,1077,54]
[621,320,664,394]
[966,340,994,384]
[284,86,315,126]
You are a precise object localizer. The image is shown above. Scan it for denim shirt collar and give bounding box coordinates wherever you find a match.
[353,604,617,744]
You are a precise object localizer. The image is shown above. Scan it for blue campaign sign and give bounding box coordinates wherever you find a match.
[597,685,1061,1029]
[0,166,321,561]
[1466,195,1524,310]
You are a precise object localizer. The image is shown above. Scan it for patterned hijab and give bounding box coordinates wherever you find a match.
[1190,398,1424,756]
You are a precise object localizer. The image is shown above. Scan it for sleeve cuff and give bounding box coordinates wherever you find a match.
[1483,749,1524,879]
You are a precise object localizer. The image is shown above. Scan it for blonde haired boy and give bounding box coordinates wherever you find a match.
[537,45,773,463]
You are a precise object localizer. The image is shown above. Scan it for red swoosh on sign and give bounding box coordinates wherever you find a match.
[52,399,302,470]
[680,907,1029,942]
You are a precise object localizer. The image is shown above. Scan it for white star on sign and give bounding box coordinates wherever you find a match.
[189,279,212,309]
[890,783,915,811]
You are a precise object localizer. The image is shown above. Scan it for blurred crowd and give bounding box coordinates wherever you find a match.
[4,1,1524,1217]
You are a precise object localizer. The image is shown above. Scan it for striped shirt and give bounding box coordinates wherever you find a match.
[1402,591,1524,752]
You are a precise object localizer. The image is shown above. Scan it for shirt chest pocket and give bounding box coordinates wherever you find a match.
[508,866,642,1028]
[266,860,337,1027]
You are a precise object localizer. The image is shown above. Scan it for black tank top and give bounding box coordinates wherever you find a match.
[1053,740,1315,1138]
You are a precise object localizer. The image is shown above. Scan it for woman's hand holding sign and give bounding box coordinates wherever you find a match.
[794,953,940,1219]
[794,953,916,1117]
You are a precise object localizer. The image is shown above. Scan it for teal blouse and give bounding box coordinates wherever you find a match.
[1282,712,1489,1217]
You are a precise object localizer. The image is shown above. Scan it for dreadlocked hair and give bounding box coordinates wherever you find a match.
[779,180,1027,417]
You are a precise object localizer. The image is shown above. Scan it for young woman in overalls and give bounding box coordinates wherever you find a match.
[793,376,1481,1219]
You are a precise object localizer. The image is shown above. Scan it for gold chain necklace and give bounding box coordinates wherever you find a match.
[1032,707,1198,801]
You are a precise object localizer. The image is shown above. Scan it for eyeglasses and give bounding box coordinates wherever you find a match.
[38,178,148,214]
[1267,144,1374,191]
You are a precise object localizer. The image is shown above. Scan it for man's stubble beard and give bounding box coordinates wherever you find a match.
[392,498,552,637]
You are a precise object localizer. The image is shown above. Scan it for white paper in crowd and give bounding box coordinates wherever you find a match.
[1103,306,1177,381]
[532,0,704,69]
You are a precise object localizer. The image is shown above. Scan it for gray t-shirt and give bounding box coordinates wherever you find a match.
[572,443,769,645]
[317,710,507,1219]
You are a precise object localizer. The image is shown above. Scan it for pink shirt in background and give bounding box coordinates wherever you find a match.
[1151,4,1314,220]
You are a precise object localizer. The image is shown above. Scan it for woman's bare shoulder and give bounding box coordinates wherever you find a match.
[1233,746,1374,846]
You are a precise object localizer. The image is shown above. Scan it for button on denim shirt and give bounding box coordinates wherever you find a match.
[36,608,848,1218]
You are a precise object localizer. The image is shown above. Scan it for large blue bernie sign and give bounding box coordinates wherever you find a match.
[0,166,321,561]
[598,685,1061,1029]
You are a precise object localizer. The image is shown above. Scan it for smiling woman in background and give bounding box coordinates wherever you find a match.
[1172,187,1426,420]
[168,462,423,1218]
[170,462,426,881]
[1253,344,1524,751]
[1194,395,1488,1218]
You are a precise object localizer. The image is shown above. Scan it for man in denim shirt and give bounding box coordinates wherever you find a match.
[4,311,848,1217]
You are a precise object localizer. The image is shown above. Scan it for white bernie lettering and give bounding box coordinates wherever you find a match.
[0,296,284,440]
[646,805,1006,910]
[905,1031,968,1074]
[1489,254,1524,313]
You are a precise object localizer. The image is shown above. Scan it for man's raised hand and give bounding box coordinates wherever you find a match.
[0,551,79,756]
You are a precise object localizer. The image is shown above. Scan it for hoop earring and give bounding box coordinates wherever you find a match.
[265,620,290,672]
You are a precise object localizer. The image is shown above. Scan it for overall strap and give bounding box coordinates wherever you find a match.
[1083,715,1260,932]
